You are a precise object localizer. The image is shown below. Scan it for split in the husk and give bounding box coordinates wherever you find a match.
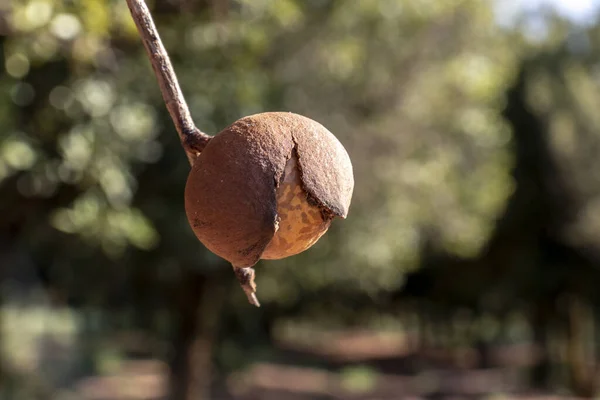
[184,112,354,306]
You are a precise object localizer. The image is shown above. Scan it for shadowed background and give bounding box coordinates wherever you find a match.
[2,0,600,399]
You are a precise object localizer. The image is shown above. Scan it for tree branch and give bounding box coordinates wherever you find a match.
[125,0,211,165]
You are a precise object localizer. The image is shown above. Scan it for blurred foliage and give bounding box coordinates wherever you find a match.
[257,0,518,302]
[1,0,519,304]
[520,20,600,250]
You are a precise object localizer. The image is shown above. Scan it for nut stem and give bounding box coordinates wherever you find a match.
[125,0,211,164]
[233,267,260,307]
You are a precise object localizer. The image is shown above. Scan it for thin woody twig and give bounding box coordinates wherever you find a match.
[125,0,211,165]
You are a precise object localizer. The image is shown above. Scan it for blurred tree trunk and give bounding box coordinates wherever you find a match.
[566,295,596,397]
[531,300,552,388]
[168,268,227,400]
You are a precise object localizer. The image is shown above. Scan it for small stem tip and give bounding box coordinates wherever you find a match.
[233,266,260,307]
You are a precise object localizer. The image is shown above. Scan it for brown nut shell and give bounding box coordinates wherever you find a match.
[291,115,354,219]
[184,112,354,267]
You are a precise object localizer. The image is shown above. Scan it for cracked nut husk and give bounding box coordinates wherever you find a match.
[184,112,354,305]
